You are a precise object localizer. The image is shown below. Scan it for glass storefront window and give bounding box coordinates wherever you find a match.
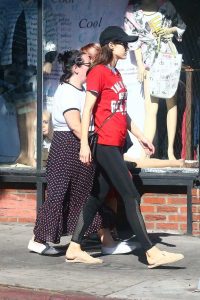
[0,0,37,168]
[0,0,199,173]
[41,0,199,170]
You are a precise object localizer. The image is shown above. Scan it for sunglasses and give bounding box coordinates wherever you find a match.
[115,41,129,49]
[79,62,91,67]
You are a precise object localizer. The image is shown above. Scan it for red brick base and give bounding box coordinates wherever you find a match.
[0,186,36,223]
[141,187,200,236]
[0,185,199,236]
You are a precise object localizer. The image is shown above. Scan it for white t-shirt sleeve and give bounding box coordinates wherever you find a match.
[59,87,81,115]
[53,84,85,131]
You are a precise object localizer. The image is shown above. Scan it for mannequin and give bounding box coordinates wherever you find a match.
[124,153,185,168]
[41,110,53,167]
[42,110,53,151]
[0,0,57,167]
[124,0,186,160]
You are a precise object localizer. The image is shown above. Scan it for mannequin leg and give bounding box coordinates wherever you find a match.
[16,102,36,167]
[142,70,159,158]
[26,107,36,167]
[15,113,28,163]
[166,95,177,160]
[124,153,184,168]
[4,64,37,167]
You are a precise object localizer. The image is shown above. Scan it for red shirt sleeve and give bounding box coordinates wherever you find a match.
[86,65,104,94]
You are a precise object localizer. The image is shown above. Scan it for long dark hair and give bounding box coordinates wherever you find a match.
[58,50,85,83]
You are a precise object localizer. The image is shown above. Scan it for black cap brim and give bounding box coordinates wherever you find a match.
[126,35,138,43]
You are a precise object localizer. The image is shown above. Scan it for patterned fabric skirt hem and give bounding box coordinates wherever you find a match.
[33,131,104,244]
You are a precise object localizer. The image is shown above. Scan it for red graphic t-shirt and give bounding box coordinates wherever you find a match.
[87,64,127,147]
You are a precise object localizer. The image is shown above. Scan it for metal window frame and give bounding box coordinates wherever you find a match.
[36,0,43,173]
[35,0,44,210]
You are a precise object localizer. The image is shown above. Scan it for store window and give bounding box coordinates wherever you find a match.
[0,0,38,168]
[0,0,199,173]
[42,0,199,170]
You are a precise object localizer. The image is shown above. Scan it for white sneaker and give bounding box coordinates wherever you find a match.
[101,241,140,255]
[28,239,60,255]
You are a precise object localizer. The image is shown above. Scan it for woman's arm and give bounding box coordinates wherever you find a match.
[127,114,144,139]
[80,91,97,164]
[63,110,81,139]
[127,114,155,156]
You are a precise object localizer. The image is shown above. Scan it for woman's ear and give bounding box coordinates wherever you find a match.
[108,42,114,50]
[72,64,79,74]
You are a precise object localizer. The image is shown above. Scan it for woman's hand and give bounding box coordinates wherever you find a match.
[138,136,155,157]
[80,90,97,164]
[80,143,92,164]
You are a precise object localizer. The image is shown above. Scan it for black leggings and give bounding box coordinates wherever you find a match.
[72,145,153,251]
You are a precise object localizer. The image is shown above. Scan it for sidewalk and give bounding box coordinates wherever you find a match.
[1,223,200,300]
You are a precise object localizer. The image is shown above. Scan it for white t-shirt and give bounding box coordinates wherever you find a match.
[52,83,85,131]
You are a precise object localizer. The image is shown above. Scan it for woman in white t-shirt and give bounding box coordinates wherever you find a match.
[28,50,107,255]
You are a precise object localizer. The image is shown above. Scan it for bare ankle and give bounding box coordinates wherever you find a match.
[98,228,115,246]
[66,242,83,260]
[69,241,81,249]
[146,246,160,257]
[67,241,81,255]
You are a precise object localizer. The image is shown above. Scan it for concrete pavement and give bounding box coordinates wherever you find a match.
[0,223,200,300]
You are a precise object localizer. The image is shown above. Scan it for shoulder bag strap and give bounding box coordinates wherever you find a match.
[94,95,125,134]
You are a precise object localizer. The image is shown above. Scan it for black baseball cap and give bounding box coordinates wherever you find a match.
[99,26,138,46]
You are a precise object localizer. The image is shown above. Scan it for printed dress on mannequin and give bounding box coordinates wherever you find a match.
[124,0,186,160]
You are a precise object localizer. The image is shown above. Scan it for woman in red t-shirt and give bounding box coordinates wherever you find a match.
[66,26,184,268]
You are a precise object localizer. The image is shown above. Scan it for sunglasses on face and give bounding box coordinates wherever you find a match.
[79,62,91,67]
[115,41,129,49]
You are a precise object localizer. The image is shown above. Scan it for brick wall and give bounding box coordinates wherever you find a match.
[141,192,187,233]
[0,184,36,223]
[140,187,200,236]
[0,184,199,236]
